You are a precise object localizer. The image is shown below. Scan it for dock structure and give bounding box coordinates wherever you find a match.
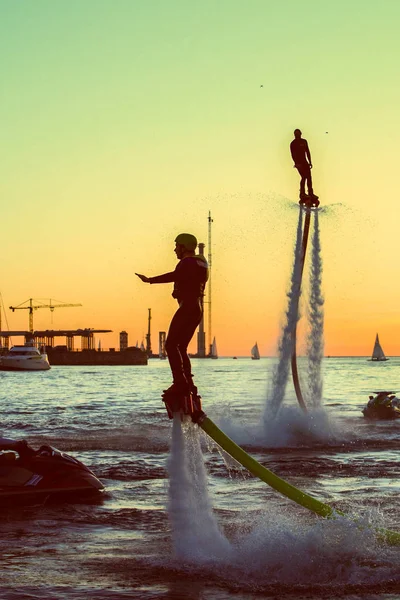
[0,329,147,365]
[0,328,112,350]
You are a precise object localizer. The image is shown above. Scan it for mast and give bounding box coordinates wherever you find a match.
[207,211,213,356]
[146,308,152,355]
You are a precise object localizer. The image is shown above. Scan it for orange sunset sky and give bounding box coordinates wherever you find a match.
[1,0,400,356]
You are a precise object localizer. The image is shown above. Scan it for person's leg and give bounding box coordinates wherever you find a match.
[164,302,202,392]
[177,305,202,389]
[306,166,314,195]
[165,307,188,387]
[296,166,306,197]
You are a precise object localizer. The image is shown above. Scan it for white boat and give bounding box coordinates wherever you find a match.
[0,344,51,371]
[251,342,260,360]
[369,334,388,362]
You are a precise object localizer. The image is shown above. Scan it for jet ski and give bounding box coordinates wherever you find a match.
[362,391,400,420]
[0,439,105,507]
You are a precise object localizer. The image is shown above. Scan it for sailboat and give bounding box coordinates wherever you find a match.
[210,337,218,359]
[369,334,388,362]
[251,342,260,360]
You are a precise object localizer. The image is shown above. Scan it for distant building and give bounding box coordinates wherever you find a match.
[159,331,166,358]
[120,331,128,351]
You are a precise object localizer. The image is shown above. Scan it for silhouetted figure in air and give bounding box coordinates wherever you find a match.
[290,129,317,203]
[136,233,208,399]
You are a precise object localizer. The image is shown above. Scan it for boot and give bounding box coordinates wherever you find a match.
[162,381,191,398]
[162,381,193,419]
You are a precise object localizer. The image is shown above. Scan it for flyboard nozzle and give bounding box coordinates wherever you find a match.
[161,391,204,423]
[193,410,207,425]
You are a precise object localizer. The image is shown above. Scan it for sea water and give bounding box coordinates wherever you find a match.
[0,357,399,599]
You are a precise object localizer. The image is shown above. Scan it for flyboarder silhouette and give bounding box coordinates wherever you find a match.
[136,233,208,405]
[290,129,319,206]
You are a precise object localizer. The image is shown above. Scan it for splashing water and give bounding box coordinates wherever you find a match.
[167,415,231,563]
[307,210,324,408]
[264,209,304,421]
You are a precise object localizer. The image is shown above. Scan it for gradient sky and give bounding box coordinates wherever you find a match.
[1,0,400,356]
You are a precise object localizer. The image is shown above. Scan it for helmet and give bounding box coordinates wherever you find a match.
[175,233,197,251]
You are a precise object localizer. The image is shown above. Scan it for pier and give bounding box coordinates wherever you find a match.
[0,329,147,365]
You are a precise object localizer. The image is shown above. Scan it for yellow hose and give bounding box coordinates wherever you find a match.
[198,414,400,546]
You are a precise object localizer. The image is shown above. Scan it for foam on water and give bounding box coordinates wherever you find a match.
[219,402,342,448]
[161,502,399,591]
[226,511,394,585]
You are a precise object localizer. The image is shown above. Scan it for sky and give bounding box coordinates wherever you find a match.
[1,0,400,356]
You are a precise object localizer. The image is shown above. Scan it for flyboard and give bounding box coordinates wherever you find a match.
[161,392,400,546]
[291,194,319,412]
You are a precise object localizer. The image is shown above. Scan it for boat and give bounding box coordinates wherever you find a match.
[369,334,388,362]
[362,391,400,420]
[251,342,260,360]
[0,344,50,371]
[0,439,105,506]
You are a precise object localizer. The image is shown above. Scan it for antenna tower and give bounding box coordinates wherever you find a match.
[146,308,152,356]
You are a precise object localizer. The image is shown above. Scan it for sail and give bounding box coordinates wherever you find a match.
[251,342,260,360]
[211,337,218,359]
[371,334,387,361]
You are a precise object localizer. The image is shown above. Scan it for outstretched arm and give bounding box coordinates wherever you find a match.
[135,271,176,284]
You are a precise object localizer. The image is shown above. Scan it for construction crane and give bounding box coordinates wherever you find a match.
[9,298,82,333]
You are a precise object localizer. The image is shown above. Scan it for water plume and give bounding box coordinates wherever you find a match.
[167,415,230,562]
[307,210,324,408]
[264,209,304,421]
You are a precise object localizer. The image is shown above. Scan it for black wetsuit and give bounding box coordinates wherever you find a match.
[149,255,209,388]
[290,137,314,197]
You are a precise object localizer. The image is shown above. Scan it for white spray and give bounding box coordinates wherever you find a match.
[167,415,231,563]
[307,210,324,408]
[264,209,304,421]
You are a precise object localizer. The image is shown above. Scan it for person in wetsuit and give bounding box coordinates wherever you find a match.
[290,129,315,200]
[0,438,35,459]
[136,233,208,397]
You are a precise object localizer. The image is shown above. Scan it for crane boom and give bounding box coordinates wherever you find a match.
[9,298,82,333]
